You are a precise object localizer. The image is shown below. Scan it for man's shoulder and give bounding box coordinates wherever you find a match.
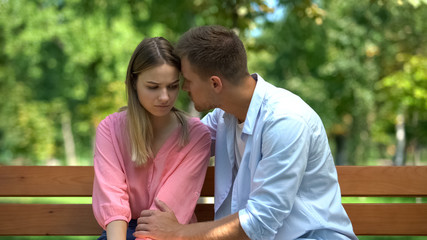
[258,86,323,130]
[262,87,307,114]
[202,108,227,121]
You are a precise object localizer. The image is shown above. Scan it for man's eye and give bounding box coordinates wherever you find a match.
[169,84,179,89]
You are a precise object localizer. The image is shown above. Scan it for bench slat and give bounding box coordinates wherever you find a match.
[1,203,426,236]
[0,166,215,197]
[201,166,214,196]
[0,204,101,236]
[195,204,215,222]
[2,166,427,197]
[344,203,427,235]
[1,166,427,236]
[0,166,94,197]
[0,203,215,236]
[338,166,427,196]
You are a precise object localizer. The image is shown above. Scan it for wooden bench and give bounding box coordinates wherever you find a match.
[0,165,426,236]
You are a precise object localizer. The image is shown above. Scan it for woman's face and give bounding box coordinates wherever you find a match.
[135,64,180,118]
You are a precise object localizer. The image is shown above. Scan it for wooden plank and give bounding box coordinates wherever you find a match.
[337,166,427,196]
[0,166,94,197]
[3,165,427,196]
[4,166,426,197]
[2,165,427,236]
[201,166,214,196]
[0,166,215,197]
[0,203,214,236]
[195,204,215,222]
[344,203,427,235]
[0,204,102,236]
[206,166,427,197]
[2,203,426,236]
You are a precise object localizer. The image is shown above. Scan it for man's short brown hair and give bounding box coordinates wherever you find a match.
[176,25,249,85]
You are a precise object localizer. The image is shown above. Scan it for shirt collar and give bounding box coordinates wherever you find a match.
[243,73,268,135]
[222,73,268,135]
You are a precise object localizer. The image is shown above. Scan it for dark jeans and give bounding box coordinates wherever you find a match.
[97,219,137,240]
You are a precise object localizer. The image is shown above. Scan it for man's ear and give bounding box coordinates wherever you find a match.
[210,76,223,93]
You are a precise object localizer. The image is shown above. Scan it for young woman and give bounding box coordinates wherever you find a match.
[92,37,211,240]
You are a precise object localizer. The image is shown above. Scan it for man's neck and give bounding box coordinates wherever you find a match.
[220,75,256,123]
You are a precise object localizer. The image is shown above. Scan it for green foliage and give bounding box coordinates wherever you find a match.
[0,0,136,164]
[0,0,272,165]
[379,55,427,109]
[0,0,426,165]
[252,0,427,164]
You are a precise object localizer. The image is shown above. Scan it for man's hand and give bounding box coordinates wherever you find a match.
[134,198,249,240]
[134,198,183,240]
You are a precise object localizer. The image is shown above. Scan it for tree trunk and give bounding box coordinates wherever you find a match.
[61,113,77,166]
[410,111,421,165]
[334,134,348,165]
[394,112,406,166]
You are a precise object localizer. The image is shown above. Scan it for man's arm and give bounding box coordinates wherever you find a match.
[134,198,249,240]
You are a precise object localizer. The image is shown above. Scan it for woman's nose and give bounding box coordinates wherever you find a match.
[158,88,169,102]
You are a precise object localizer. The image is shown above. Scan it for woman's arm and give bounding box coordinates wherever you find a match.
[106,220,128,240]
[92,116,131,229]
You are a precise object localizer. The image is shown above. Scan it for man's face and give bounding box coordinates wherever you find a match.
[181,57,216,112]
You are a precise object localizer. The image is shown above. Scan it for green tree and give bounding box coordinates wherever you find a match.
[0,0,272,165]
[250,0,427,165]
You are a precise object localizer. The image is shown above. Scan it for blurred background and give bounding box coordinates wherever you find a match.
[0,0,426,167]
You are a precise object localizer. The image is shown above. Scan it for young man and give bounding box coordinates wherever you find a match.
[134,25,358,240]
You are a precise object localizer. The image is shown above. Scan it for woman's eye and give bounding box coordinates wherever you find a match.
[147,86,158,90]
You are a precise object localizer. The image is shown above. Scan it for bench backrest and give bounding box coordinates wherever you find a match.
[0,166,426,236]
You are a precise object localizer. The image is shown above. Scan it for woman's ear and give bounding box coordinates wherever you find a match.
[210,76,223,93]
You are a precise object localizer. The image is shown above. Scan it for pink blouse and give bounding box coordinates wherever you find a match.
[92,111,211,229]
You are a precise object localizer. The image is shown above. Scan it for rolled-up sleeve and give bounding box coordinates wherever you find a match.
[92,118,131,229]
[239,116,311,240]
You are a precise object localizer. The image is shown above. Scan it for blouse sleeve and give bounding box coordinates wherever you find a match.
[149,122,212,224]
[92,117,131,229]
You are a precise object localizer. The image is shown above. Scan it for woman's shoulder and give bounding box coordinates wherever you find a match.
[97,110,127,129]
[187,117,210,135]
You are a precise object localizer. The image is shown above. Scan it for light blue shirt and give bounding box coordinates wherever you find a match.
[201,74,358,240]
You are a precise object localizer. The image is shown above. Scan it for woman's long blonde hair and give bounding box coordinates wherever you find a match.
[122,37,189,166]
